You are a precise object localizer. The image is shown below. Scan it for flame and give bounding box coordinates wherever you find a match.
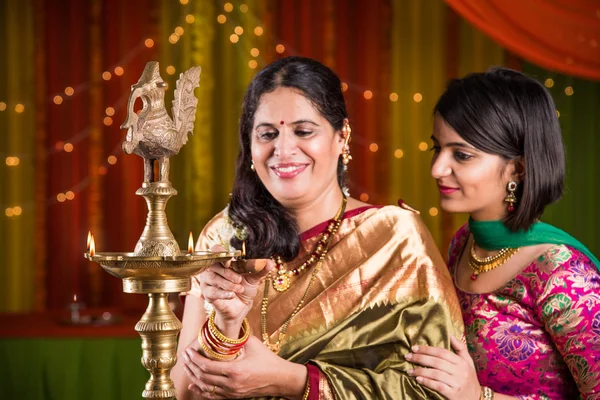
[86,231,92,250]
[188,231,194,254]
[89,234,96,257]
[73,294,78,302]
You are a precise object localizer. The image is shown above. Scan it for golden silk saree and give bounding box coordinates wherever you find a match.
[190,204,464,399]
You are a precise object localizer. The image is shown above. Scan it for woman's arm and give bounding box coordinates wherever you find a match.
[407,337,521,400]
[172,294,206,400]
[535,249,600,399]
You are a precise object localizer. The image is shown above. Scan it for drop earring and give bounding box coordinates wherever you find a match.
[341,119,352,167]
[504,181,518,212]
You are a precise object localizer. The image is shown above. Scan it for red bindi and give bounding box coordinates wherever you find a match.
[280,121,285,125]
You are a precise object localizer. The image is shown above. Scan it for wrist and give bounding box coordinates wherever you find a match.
[275,361,308,400]
[213,313,245,338]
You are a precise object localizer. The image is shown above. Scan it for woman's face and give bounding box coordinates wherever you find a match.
[430,113,516,221]
[250,87,344,208]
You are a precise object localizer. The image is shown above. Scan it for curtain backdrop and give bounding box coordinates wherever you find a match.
[1,0,598,312]
[445,0,600,80]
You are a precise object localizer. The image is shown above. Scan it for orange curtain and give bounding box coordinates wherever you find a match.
[445,0,600,81]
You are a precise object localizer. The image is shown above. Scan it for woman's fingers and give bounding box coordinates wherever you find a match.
[410,344,461,364]
[200,284,236,301]
[202,269,244,293]
[207,265,243,286]
[405,351,455,375]
[408,367,456,388]
[185,371,226,399]
[450,335,472,363]
[412,375,453,398]
[184,349,232,399]
[244,259,275,285]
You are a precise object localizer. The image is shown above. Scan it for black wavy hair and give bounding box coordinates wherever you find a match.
[434,67,565,231]
[228,56,348,259]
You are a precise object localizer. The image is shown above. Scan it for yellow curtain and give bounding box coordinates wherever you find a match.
[162,0,267,244]
[445,16,506,240]
[388,2,506,249]
[388,0,448,246]
[0,0,36,312]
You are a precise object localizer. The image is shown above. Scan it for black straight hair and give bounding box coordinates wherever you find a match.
[434,67,565,231]
[228,56,348,259]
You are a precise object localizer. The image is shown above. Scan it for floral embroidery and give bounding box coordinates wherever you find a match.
[448,225,600,399]
[542,293,584,335]
[491,320,536,362]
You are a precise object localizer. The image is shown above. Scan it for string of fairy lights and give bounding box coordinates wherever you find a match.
[1,0,576,219]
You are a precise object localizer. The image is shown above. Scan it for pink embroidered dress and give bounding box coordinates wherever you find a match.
[448,224,600,399]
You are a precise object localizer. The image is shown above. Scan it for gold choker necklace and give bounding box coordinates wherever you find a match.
[468,241,520,280]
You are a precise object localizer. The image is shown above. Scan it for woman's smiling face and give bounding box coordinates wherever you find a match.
[250,87,344,208]
[430,113,516,221]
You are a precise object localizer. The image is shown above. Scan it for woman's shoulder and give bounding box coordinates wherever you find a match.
[447,224,470,269]
[196,209,233,251]
[339,199,426,234]
[532,244,599,279]
[361,201,425,227]
[354,202,440,247]
[451,223,470,247]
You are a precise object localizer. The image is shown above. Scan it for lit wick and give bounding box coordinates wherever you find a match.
[89,234,96,257]
[86,231,92,251]
[70,293,81,323]
[187,231,194,255]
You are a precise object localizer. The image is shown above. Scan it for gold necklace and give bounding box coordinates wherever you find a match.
[271,196,347,292]
[468,241,520,280]
[262,196,347,353]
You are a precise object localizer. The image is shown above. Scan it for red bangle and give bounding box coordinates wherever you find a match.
[204,321,246,351]
[202,323,240,355]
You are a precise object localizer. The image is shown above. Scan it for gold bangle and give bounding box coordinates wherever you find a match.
[208,310,251,345]
[480,386,494,400]
[198,335,239,361]
[301,380,310,400]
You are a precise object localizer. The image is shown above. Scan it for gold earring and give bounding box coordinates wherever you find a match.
[504,181,518,212]
[250,160,255,172]
[341,119,352,166]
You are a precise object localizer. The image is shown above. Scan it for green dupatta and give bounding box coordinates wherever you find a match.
[469,218,600,271]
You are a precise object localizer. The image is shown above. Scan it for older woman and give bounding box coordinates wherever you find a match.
[172,56,463,399]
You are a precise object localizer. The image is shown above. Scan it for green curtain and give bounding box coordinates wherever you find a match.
[522,64,600,256]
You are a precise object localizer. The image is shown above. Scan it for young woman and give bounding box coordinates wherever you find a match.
[171,56,464,399]
[408,68,600,399]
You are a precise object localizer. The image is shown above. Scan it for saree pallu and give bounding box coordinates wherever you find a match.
[191,205,464,399]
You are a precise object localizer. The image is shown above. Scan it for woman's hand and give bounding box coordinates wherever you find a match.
[406,336,481,400]
[199,245,274,332]
[182,336,307,399]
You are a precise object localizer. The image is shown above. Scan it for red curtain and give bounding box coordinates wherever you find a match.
[39,0,158,310]
[445,0,600,80]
